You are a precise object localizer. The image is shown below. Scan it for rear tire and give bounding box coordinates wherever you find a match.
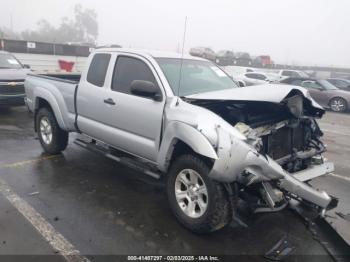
[166,154,231,233]
[36,107,68,154]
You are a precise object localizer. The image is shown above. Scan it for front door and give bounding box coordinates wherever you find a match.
[100,54,165,162]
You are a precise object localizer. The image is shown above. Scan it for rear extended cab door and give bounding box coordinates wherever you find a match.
[76,51,166,162]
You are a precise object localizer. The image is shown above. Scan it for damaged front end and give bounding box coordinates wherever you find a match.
[184,88,338,215]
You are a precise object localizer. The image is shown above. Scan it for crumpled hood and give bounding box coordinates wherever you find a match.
[0,68,31,81]
[185,84,325,116]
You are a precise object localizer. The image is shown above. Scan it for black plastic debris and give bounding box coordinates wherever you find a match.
[264,235,295,261]
[336,212,350,222]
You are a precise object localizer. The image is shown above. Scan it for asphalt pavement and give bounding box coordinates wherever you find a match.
[0,107,349,262]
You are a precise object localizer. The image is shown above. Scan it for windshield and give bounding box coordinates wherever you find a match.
[319,79,338,90]
[298,71,309,78]
[156,58,238,96]
[0,53,22,69]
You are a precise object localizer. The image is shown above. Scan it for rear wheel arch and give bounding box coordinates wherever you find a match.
[34,96,66,131]
[34,98,53,132]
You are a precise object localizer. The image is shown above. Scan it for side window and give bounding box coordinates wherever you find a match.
[246,73,265,80]
[256,74,267,80]
[302,81,322,89]
[245,73,257,79]
[301,81,312,88]
[282,71,293,77]
[112,56,158,95]
[335,80,347,88]
[290,79,303,86]
[87,53,111,87]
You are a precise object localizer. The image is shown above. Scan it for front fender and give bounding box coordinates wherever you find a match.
[157,121,218,172]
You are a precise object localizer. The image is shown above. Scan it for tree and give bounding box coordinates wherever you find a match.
[0,27,22,40]
[73,4,98,44]
[2,4,99,44]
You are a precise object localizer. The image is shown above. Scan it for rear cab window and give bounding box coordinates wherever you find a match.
[87,53,111,87]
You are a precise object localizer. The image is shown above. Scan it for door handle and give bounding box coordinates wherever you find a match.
[104,98,116,105]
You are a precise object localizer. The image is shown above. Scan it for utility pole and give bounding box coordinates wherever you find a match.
[10,13,13,32]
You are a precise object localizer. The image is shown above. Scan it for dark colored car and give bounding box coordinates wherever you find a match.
[215,50,234,66]
[234,52,252,66]
[189,47,216,61]
[280,77,350,112]
[0,51,30,107]
[326,78,350,91]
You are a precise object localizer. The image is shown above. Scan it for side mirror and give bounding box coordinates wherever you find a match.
[238,80,246,87]
[130,80,162,101]
[23,64,31,69]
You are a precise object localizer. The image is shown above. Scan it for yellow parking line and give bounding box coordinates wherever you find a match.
[0,155,61,169]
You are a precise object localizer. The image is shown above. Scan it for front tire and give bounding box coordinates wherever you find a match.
[36,107,68,154]
[329,97,347,112]
[166,154,231,233]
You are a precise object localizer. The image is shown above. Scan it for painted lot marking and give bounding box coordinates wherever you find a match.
[329,173,350,182]
[0,178,90,262]
[0,155,61,169]
[321,128,350,137]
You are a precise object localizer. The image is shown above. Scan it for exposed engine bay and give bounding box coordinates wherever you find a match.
[184,95,326,174]
[182,93,337,215]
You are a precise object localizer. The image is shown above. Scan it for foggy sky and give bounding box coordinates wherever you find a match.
[1,0,349,67]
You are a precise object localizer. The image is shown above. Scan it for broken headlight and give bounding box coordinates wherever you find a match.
[234,122,263,151]
[285,95,303,118]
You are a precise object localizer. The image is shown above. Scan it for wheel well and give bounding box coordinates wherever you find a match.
[329,96,348,108]
[34,98,53,132]
[168,139,214,171]
[36,98,52,111]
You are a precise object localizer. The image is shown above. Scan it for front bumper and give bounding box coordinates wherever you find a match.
[0,94,25,106]
[209,126,334,209]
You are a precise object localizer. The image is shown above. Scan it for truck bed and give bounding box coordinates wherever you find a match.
[24,73,79,132]
[32,73,81,84]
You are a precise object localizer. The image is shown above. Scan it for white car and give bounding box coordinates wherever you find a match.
[279,69,309,78]
[239,72,280,86]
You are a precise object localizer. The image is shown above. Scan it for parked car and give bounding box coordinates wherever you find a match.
[189,47,216,61]
[215,50,234,66]
[223,66,254,77]
[239,72,280,86]
[326,78,350,90]
[0,51,31,107]
[279,69,309,78]
[25,48,336,233]
[234,52,252,66]
[280,77,350,112]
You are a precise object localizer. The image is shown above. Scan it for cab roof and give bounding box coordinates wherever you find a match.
[94,48,206,61]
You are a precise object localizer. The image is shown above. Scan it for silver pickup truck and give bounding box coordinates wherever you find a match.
[25,48,336,233]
